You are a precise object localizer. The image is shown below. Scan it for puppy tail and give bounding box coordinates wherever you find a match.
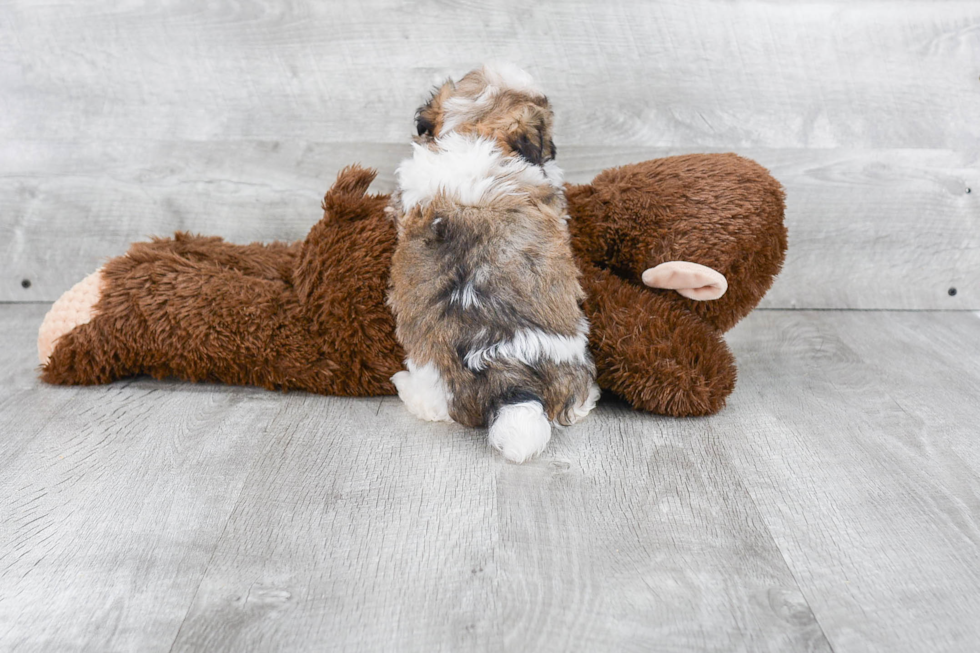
[488,394,551,464]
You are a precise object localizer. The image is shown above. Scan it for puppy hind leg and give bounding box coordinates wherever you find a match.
[565,382,601,425]
[391,360,453,423]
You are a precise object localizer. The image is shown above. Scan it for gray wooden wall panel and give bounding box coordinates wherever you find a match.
[4,142,976,308]
[2,0,979,306]
[3,1,977,148]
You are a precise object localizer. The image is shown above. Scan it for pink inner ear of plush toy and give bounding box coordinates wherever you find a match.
[641,261,728,301]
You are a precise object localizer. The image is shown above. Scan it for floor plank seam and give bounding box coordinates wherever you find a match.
[166,475,251,653]
[724,459,839,653]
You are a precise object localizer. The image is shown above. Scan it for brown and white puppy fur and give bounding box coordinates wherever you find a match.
[387,64,600,463]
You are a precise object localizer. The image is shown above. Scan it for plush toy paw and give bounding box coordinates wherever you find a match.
[641,261,728,301]
[38,269,104,365]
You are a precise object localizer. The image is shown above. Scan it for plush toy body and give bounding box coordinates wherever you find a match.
[39,154,786,417]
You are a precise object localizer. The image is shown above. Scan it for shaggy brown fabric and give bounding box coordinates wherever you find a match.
[42,166,404,396]
[566,153,787,415]
[42,154,786,417]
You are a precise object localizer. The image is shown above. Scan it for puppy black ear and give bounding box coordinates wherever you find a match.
[510,132,545,166]
[414,79,455,139]
[416,112,435,137]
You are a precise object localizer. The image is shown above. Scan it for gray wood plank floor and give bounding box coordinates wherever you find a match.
[2,304,978,652]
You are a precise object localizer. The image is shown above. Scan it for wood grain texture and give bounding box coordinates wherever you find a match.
[0,304,310,651]
[0,303,830,652]
[2,0,978,148]
[2,0,979,307]
[490,405,829,653]
[0,383,280,651]
[0,302,46,390]
[721,310,980,652]
[4,142,976,307]
[170,398,829,653]
[4,305,980,650]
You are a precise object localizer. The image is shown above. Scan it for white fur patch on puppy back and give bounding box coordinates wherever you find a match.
[464,320,590,372]
[396,133,548,211]
[482,63,543,97]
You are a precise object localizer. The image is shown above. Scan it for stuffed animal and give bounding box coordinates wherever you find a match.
[37,153,786,417]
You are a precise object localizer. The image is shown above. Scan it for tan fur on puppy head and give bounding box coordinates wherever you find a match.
[414,65,557,166]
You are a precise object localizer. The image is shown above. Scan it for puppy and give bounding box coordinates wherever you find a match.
[387,64,599,463]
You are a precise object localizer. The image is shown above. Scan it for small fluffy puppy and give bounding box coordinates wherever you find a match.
[387,64,599,463]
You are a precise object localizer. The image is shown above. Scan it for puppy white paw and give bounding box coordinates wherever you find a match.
[568,383,601,424]
[489,401,551,463]
[38,268,104,365]
[391,360,453,423]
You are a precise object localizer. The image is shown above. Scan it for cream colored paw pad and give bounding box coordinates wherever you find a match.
[38,269,104,365]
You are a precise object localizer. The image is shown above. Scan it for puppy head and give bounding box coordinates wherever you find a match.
[414,64,557,166]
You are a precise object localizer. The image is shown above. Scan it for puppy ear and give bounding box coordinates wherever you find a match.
[510,131,545,166]
[508,116,554,166]
[415,80,455,139]
[415,112,435,137]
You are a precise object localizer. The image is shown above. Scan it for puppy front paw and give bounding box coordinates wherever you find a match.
[391,361,453,423]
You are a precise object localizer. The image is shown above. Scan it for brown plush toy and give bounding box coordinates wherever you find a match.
[37,153,785,417]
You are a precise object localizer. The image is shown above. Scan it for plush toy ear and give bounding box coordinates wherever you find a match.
[641,261,728,301]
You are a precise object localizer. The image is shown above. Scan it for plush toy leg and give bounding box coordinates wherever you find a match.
[38,269,104,365]
[581,265,736,417]
[41,168,402,397]
[40,235,304,387]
